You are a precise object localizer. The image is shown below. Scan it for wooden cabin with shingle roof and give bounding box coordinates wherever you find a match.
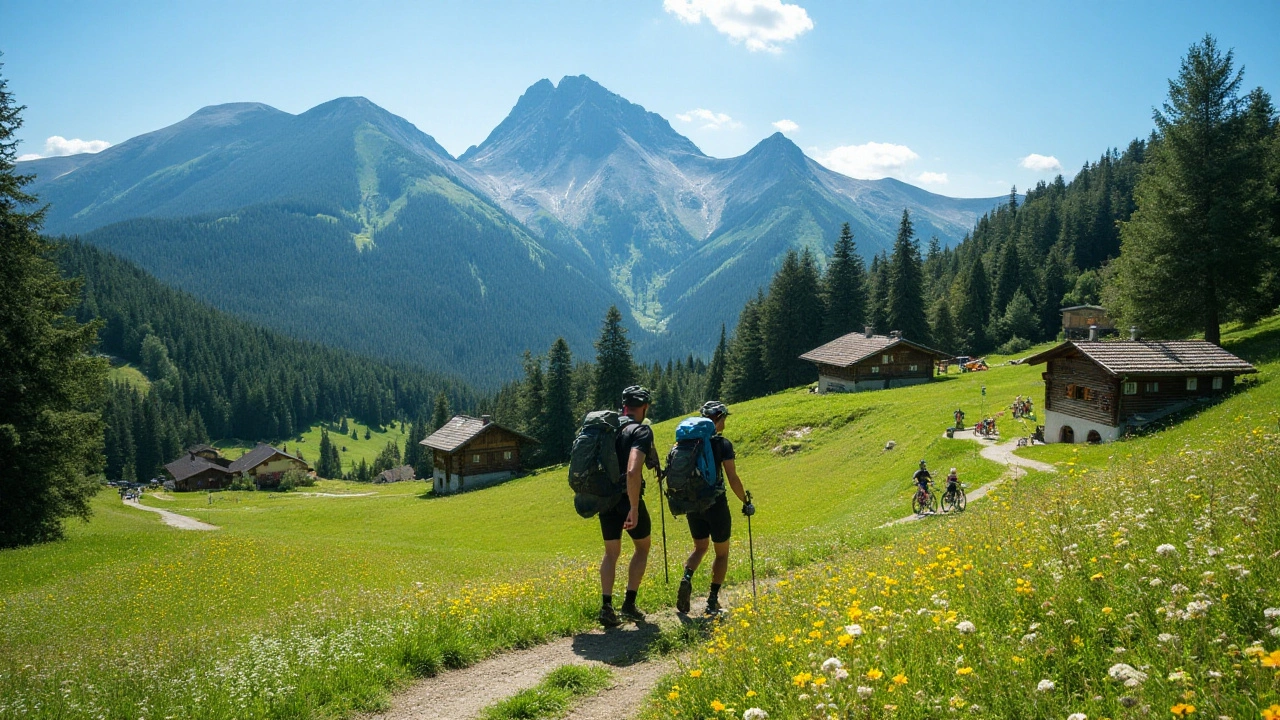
[1024,339,1256,443]
[421,415,536,494]
[800,328,949,393]
[163,443,310,491]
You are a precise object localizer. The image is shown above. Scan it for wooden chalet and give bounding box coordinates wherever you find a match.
[1061,305,1116,340]
[800,328,949,393]
[1024,339,1256,444]
[163,443,311,491]
[375,465,415,484]
[421,415,536,495]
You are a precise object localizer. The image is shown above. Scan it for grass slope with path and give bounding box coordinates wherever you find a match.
[3,320,1276,719]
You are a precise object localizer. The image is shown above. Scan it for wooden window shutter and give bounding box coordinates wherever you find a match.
[1066,384,1076,398]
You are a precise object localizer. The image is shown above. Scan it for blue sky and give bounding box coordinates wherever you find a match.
[4,1,1278,197]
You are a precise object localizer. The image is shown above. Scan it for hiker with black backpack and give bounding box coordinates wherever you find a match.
[668,401,752,616]
[567,385,657,627]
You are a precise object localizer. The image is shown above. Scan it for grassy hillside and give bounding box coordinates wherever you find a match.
[216,417,409,473]
[106,359,150,392]
[2,321,1276,719]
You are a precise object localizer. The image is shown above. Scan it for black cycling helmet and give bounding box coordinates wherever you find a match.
[919,459,928,467]
[700,400,730,419]
[621,385,652,406]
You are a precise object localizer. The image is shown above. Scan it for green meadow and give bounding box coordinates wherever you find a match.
[3,319,1278,719]
[214,417,408,471]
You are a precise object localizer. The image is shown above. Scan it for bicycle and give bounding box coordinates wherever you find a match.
[912,483,937,515]
[941,482,967,513]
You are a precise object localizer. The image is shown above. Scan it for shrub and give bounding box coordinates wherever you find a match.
[229,475,256,492]
[997,335,1032,354]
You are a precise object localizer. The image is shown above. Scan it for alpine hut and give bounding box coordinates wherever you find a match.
[421,415,536,495]
[800,328,949,393]
[1024,337,1256,444]
[163,443,311,491]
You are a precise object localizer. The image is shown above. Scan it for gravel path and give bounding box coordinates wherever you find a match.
[123,498,220,530]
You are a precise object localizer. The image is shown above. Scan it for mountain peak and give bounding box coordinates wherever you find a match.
[184,102,285,127]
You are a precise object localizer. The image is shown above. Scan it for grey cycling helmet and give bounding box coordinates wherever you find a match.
[621,385,652,406]
[700,400,730,418]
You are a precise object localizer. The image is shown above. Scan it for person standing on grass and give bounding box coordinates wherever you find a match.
[597,385,655,627]
[677,401,753,616]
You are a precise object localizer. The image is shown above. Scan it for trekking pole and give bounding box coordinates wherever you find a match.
[745,490,757,601]
[658,470,669,585]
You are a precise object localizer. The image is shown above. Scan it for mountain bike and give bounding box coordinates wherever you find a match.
[941,482,967,513]
[912,483,937,515]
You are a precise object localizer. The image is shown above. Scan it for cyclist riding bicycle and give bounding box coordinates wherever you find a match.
[912,460,933,501]
[946,467,959,492]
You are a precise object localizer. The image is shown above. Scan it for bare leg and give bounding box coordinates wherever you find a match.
[711,540,731,584]
[627,536,651,592]
[601,539,621,598]
[684,536,710,573]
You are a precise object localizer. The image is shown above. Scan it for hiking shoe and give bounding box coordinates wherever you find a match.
[705,596,724,616]
[598,605,622,628]
[618,603,646,623]
[676,579,693,614]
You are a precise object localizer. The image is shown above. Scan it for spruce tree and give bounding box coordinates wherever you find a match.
[723,291,768,402]
[703,324,728,401]
[929,300,959,353]
[431,391,451,431]
[316,428,336,478]
[954,257,992,354]
[1110,35,1275,344]
[866,253,891,333]
[592,305,635,409]
[760,248,824,392]
[991,241,1022,319]
[543,338,576,464]
[0,62,108,547]
[821,222,868,341]
[885,210,930,342]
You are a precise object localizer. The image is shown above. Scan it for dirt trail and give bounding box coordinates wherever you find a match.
[123,498,219,530]
[881,435,1056,527]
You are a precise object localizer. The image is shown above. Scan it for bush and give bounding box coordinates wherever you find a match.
[282,467,314,489]
[997,335,1032,354]
[228,475,256,492]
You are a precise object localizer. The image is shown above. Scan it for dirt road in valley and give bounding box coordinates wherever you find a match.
[122,498,220,530]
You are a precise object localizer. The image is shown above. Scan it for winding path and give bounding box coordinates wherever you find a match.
[123,498,220,531]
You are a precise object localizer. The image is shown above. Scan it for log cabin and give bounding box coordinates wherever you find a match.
[163,443,311,491]
[1061,305,1116,340]
[421,415,537,494]
[1024,339,1256,443]
[800,328,949,393]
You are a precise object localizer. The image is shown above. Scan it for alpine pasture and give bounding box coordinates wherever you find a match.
[3,321,1278,719]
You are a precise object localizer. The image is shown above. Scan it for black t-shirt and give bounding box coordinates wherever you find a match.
[710,435,735,493]
[615,419,654,482]
[913,468,932,484]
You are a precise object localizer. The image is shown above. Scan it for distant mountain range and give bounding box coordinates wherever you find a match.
[22,75,1004,383]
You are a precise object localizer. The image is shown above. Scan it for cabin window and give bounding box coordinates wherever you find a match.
[1066,384,1088,400]
[1212,376,1223,390]
[504,451,512,460]
[472,454,480,464]
[882,354,894,364]
[1185,377,1198,391]
[870,366,880,374]
[1144,381,1159,393]
[909,364,918,372]
[1065,383,1076,398]
[1123,381,1137,395]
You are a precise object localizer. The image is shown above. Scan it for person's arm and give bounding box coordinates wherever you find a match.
[723,459,748,504]
[622,447,645,529]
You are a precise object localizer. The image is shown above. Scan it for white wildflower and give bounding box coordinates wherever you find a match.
[1113,647,1127,654]
[1185,600,1212,619]
[1157,633,1176,644]
[1270,627,1280,637]
[1156,544,1178,557]
[744,709,769,720]
[1108,663,1147,687]
[1068,713,1088,720]
[857,686,873,698]
[1170,583,1189,595]
[955,621,976,634]
[845,624,863,637]
[1264,608,1280,619]
[1167,670,1190,682]
[1148,578,1163,587]
[1036,679,1055,692]
[822,657,844,673]
[1021,632,1038,645]
[833,668,849,681]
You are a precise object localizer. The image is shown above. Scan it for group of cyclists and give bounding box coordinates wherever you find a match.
[911,460,966,514]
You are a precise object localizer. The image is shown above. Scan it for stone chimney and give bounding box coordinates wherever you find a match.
[1129,326,1139,341]
[481,414,491,425]
[1088,324,1098,342]
[864,326,874,338]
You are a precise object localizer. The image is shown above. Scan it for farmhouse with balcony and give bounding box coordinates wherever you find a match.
[163,443,311,491]
[1061,305,1116,340]
[800,328,949,393]
[1024,338,1256,444]
[421,415,536,494]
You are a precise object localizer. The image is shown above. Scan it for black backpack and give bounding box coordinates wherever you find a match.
[567,410,633,518]
[663,417,720,516]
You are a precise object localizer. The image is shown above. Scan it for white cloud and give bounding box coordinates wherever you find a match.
[17,135,112,161]
[1020,153,1062,172]
[816,142,919,180]
[916,171,949,185]
[674,108,741,131]
[771,118,799,133]
[663,0,814,53]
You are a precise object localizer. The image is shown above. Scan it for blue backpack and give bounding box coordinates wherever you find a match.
[663,417,720,516]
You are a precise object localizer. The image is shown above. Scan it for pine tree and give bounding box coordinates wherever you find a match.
[431,391,451,431]
[703,324,728,402]
[1110,35,1276,344]
[760,248,824,391]
[929,300,959,353]
[821,222,868,341]
[363,427,371,440]
[316,428,337,479]
[592,305,635,410]
[723,291,768,402]
[866,253,890,333]
[338,417,348,433]
[991,240,1022,319]
[543,338,576,464]
[885,210,930,342]
[954,257,992,354]
[0,61,108,546]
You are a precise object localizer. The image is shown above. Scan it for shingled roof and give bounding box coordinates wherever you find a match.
[227,443,309,473]
[799,332,948,368]
[164,454,232,483]
[1023,340,1257,376]
[421,415,537,453]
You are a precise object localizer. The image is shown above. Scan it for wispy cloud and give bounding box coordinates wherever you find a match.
[17,135,112,161]
[663,0,814,53]
[916,171,948,185]
[816,141,919,180]
[1020,153,1062,172]
[771,119,799,133]
[674,108,742,131]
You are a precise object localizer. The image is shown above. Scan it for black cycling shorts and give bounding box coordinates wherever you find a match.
[599,495,651,542]
[687,493,732,544]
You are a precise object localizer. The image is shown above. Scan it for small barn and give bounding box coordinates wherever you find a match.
[164,450,234,491]
[228,443,311,488]
[421,415,536,495]
[1061,305,1116,340]
[1024,339,1256,443]
[800,328,949,393]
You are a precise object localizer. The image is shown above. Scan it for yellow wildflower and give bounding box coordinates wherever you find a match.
[1090,572,1105,581]
[745,690,757,698]
[668,691,680,700]
[690,669,703,678]
[956,667,974,675]
[1262,650,1280,668]
[1262,704,1280,720]
[866,668,884,680]
[1170,703,1195,717]
[1102,607,1113,614]
[793,671,813,687]
[711,700,726,712]
[892,673,908,685]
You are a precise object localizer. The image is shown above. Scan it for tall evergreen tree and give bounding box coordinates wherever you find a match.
[954,256,992,354]
[723,291,768,402]
[592,305,635,409]
[703,324,728,402]
[885,210,931,342]
[316,428,338,479]
[928,300,959,353]
[866,252,890,333]
[0,62,108,547]
[1110,35,1276,344]
[543,338,576,464]
[821,222,868,341]
[431,391,451,431]
[991,240,1022,319]
[759,248,824,391]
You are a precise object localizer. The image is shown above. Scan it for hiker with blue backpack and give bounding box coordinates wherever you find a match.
[567,385,658,627]
[664,401,753,616]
